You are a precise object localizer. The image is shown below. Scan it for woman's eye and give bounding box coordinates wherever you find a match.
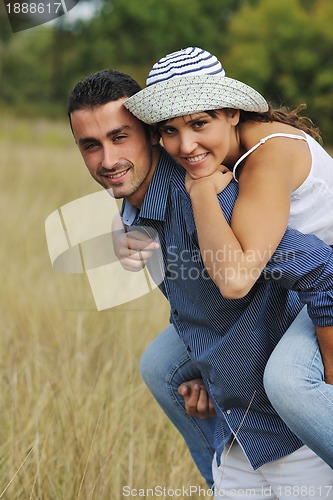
[193,121,206,129]
[160,127,176,135]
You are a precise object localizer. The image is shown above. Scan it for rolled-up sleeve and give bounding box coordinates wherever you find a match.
[262,227,333,327]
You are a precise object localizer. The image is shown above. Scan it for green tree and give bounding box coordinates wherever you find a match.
[0,1,14,102]
[223,0,333,140]
[308,0,333,139]
[1,26,77,115]
[2,0,333,139]
[71,0,246,84]
[0,0,248,112]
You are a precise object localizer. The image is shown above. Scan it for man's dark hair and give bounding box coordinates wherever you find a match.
[67,69,142,115]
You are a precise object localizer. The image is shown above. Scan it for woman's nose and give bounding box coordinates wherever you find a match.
[179,132,198,155]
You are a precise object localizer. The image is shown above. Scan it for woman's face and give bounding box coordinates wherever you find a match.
[158,109,240,179]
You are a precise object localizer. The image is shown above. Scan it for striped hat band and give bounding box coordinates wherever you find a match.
[146,47,225,86]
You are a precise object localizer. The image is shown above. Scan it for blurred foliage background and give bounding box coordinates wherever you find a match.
[1,0,333,141]
[0,1,332,495]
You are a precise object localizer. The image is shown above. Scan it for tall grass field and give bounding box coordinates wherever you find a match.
[0,116,207,498]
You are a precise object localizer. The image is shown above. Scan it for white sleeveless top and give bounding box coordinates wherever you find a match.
[232,132,333,245]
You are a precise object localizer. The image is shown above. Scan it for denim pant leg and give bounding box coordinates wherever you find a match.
[140,324,216,487]
[264,306,333,468]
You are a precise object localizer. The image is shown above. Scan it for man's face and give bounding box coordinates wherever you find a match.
[71,98,158,207]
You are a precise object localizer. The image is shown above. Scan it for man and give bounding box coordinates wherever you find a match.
[67,69,217,487]
[68,69,333,498]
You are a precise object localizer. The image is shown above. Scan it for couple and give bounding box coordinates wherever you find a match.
[68,47,333,498]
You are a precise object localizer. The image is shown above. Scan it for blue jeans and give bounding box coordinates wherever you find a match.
[140,324,216,487]
[264,306,333,468]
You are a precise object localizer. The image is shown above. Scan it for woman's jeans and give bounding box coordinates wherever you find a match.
[264,306,333,468]
[140,307,333,487]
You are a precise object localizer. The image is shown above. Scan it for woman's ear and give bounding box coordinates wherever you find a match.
[150,126,161,145]
[226,108,240,126]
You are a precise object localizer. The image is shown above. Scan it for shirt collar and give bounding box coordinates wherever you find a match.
[122,147,182,224]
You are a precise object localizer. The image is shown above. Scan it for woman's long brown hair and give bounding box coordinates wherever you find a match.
[238,104,322,143]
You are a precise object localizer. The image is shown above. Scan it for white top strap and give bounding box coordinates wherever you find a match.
[232,133,307,182]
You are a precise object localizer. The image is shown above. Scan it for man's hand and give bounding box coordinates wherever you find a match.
[112,213,159,271]
[178,378,216,419]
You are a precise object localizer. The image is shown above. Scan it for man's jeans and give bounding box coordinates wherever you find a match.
[213,443,333,499]
[140,307,333,488]
[140,324,216,487]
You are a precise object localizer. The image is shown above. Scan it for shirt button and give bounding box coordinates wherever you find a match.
[226,409,232,415]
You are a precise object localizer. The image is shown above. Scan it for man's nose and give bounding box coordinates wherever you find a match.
[101,145,118,169]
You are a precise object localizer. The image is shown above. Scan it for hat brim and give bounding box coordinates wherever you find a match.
[124,74,268,125]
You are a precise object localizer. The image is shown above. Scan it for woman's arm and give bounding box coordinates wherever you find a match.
[187,137,309,298]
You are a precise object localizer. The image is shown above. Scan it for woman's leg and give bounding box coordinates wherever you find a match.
[140,324,216,487]
[264,307,333,468]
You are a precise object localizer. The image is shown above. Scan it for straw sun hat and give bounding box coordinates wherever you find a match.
[124,47,268,125]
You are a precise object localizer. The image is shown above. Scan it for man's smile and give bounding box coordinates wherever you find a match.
[101,167,131,182]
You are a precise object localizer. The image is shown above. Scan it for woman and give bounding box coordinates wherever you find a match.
[125,47,333,470]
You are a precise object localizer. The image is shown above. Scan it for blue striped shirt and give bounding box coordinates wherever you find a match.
[122,147,333,469]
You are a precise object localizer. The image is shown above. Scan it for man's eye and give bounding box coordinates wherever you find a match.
[83,143,98,151]
[114,135,127,142]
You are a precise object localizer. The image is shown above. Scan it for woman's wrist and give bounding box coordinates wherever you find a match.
[187,177,216,198]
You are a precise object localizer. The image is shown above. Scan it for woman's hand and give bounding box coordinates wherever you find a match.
[185,166,233,195]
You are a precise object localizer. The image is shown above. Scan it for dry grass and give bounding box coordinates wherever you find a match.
[0,116,206,498]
